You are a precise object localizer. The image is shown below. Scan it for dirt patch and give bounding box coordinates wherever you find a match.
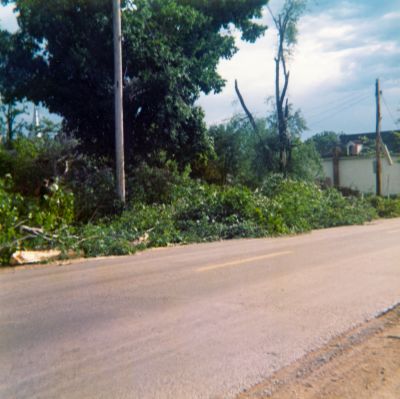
[237,305,400,399]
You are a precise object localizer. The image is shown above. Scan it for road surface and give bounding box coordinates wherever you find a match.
[1,219,400,399]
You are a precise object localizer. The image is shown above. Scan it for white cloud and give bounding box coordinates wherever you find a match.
[382,12,400,20]
[199,0,400,135]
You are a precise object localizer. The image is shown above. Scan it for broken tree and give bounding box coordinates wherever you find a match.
[267,0,306,174]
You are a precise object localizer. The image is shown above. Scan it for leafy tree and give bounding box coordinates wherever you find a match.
[206,113,321,186]
[207,116,256,185]
[0,0,268,165]
[306,131,339,157]
[290,138,322,180]
[0,98,27,143]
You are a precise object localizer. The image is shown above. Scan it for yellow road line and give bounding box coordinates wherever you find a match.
[196,251,292,273]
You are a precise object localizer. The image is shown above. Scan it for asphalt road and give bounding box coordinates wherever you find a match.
[1,219,400,399]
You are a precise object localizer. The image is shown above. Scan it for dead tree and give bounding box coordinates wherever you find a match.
[267,0,306,175]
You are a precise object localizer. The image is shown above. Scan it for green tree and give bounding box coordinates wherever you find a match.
[0,0,268,165]
[206,113,320,186]
[306,131,339,157]
[207,116,256,185]
[0,98,27,143]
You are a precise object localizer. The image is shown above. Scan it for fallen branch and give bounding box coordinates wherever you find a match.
[20,225,54,241]
[0,235,36,251]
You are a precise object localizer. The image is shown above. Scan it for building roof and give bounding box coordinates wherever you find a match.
[339,131,400,153]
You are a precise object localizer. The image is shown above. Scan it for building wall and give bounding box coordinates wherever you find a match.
[322,156,400,195]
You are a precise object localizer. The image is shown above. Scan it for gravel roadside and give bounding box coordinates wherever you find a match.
[237,305,400,399]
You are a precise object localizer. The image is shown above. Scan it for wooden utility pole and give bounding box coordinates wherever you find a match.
[113,0,126,203]
[375,78,382,196]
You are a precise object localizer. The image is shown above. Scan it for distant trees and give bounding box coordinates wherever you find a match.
[306,131,340,158]
[0,99,26,144]
[206,114,322,187]
[0,0,268,165]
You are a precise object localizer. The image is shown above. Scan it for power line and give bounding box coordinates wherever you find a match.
[305,89,369,117]
[381,94,399,127]
[306,92,369,121]
[307,94,370,128]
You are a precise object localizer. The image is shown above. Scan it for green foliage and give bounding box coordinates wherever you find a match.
[0,176,22,263]
[65,156,120,222]
[206,116,256,185]
[306,131,340,158]
[279,0,307,47]
[0,134,75,195]
[290,139,322,180]
[259,175,376,232]
[0,99,27,143]
[0,134,122,222]
[75,174,378,258]
[0,175,74,264]
[369,196,400,218]
[0,134,389,266]
[1,0,267,164]
[205,115,322,186]
[127,158,192,204]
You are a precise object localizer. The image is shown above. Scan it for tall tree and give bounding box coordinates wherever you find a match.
[267,0,306,174]
[0,99,27,143]
[0,0,268,164]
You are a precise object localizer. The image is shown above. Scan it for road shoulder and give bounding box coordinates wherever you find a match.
[237,304,400,399]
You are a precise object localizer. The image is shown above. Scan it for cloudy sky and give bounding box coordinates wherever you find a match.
[1,0,399,138]
[197,0,400,137]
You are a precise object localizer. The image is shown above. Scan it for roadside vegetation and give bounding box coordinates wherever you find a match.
[1,132,395,266]
[1,0,399,266]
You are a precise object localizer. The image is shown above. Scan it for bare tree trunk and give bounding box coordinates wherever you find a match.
[234,79,258,133]
[234,79,271,157]
[269,4,298,177]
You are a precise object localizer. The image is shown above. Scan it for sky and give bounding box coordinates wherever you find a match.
[1,0,399,138]
[197,0,400,137]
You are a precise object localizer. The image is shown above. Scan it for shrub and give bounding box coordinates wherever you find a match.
[127,160,192,205]
[65,156,120,222]
[0,135,79,196]
[0,175,75,265]
[260,176,376,232]
[0,176,23,264]
[369,196,400,218]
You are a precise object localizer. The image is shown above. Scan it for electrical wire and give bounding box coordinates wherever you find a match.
[307,94,370,128]
[381,94,399,127]
[305,89,370,117]
[306,92,369,121]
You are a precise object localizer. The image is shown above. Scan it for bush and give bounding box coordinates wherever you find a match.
[0,137,385,265]
[0,175,75,265]
[65,156,120,222]
[260,176,376,232]
[127,160,192,204]
[0,176,23,263]
[0,135,79,196]
[369,196,400,218]
[74,176,378,259]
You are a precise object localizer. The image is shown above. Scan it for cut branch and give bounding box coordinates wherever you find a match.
[234,79,258,134]
[234,79,271,154]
